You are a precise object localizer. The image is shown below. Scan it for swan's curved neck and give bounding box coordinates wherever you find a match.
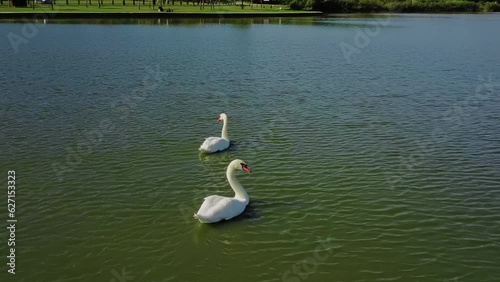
[227,167,248,203]
[221,118,228,140]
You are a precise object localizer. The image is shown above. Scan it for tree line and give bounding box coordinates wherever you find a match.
[289,0,500,12]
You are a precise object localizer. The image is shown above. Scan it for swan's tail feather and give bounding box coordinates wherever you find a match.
[193,213,211,223]
[199,142,212,153]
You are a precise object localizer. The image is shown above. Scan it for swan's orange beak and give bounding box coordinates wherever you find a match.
[217,116,222,123]
[242,166,252,173]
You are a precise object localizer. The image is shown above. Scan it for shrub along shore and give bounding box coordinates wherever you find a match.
[291,0,500,12]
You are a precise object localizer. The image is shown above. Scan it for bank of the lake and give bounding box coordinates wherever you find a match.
[0,2,324,18]
[0,11,322,19]
[1,0,500,17]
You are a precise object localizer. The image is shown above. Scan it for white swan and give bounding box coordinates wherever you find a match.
[194,159,252,224]
[199,113,230,153]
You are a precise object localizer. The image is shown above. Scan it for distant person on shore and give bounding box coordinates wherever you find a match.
[158,5,164,11]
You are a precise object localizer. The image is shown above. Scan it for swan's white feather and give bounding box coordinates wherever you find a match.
[195,195,247,223]
[199,137,230,153]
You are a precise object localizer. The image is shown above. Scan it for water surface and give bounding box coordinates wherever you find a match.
[0,14,499,282]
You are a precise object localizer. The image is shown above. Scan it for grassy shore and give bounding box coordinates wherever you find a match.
[0,1,303,13]
[1,0,498,14]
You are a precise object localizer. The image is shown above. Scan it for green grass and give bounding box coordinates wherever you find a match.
[0,1,306,13]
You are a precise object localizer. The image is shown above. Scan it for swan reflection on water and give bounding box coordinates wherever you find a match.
[193,199,301,228]
[192,198,302,244]
[198,150,235,163]
[192,202,261,244]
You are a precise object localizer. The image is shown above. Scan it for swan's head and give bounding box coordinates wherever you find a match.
[217,113,228,123]
[230,159,252,173]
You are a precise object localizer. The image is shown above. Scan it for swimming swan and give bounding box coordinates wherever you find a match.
[199,113,230,153]
[194,159,252,223]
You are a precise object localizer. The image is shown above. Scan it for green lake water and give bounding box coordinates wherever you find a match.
[0,14,499,282]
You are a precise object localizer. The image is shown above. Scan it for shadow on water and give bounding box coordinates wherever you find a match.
[192,202,260,243]
[192,197,303,243]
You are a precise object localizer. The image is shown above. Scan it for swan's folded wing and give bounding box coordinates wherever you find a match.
[197,195,229,215]
[199,137,220,151]
[203,137,222,146]
[196,196,241,222]
[199,137,229,153]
